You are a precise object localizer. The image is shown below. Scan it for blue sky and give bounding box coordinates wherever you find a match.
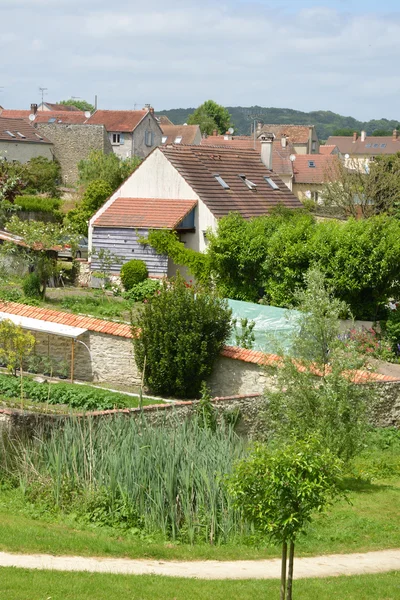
[1,0,399,122]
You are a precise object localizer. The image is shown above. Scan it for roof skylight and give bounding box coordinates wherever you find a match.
[214,174,230,189]
[161,136,167,144]
[35,133,44,140]
[175,136,182,144]
[5,130,16,138]
[238,174,257,190]
[265,176,279,190]
[308,160,316,168]
[16,132,26,139]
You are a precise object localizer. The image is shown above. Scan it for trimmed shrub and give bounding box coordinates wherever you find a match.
[22,273,41,298]
[120,259,148,290]
[133,274,232,398]
[15,196,61,214]
[123,279,161,302]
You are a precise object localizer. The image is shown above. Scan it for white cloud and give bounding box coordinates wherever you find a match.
[1,1,400,121]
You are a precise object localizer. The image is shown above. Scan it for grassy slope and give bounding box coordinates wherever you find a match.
[0,569,399,600]
[0,477,399,561]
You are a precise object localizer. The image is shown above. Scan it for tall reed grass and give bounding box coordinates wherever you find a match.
[0,415,250,544]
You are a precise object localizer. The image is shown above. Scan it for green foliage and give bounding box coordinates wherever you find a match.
[58,98,95,112]
[78,150,141,191]
[187,100,232,135]
[22,273,41,299]
[133,274,232,398]
[159,104,400,139]
[206,211,400,320]
[144,229,210,284]
[120,259,148,290]
[0,162,27,226]
[66,179,112,235]
[196,382,217,432]
[262,268,372,463]
[0,285,23,303]
[0,321,34,374]
[122,279,161,302]
[382,307,400,353]
[5,416,246,543]
[228,436,343,544]
[14,195,61,216]
[60,295,128,320]
[232,318,255,349]
[0,373,137,411]
[24,157,61,197]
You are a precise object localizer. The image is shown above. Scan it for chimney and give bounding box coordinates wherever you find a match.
[212,129,217,137]
[281,135,287,148]
[361,131,366,142]
[30,103,38,115]
[260,133,274,170]
[393,129,398,141]
[353,132,358,142]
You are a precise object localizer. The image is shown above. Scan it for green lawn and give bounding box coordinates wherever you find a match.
[0,569,399,600]
[0,476,399,562]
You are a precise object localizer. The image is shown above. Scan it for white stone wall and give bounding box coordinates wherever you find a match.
[208,356,274,397]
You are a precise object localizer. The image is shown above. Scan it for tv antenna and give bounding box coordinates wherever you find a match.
[39,87,48,106]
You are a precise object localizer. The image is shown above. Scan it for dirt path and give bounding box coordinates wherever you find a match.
[0,549,399,579]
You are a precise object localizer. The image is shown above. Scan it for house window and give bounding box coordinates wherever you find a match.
[145,130,154,146]
[265,176,279,190]
[161,136,167,144]
[112,133,121,145]
[311,191,319,202]
[238,174,257,190]
[308,160,316,168]
[311,141,316,152]
[214,174,230,189]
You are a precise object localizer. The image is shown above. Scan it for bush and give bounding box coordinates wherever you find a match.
[14,196,61,214]
[120,260,148,290]
[78,150,141,191]
[22,273,41,299]
[66,179,112,235]
[24,157,61,197]
[0,286,23,303]
[122,279,161,302]
[133,274,232,398]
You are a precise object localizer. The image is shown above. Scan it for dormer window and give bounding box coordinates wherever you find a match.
[214,174,230,189]
[239,174,257,190]
[265,176,279,190]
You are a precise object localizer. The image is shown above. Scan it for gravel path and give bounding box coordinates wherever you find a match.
[0,549,399,579]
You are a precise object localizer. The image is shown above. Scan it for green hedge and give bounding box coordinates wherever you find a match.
[15,196,62,214]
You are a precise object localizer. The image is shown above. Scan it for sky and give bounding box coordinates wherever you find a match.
[0,0,399,121]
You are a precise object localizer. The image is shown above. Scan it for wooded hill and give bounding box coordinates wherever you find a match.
[158,105,400,140]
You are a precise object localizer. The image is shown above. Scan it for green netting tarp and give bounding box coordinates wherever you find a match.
[227,299,301,353]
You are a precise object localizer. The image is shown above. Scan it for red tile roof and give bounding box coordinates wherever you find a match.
[200,135,294,176]
[0,117,52,144]
[93,198,197,229]
[86,110,148,132]
[257,125,312,144]
[326,134,400,156]
[43,102,81,112]
[156,115,174,126]
[319,145,338,155]
[160,145,302,218]
[0,110,87,125]
[0,302,132,338]
[161,124,200,145]
[293,154,339,184]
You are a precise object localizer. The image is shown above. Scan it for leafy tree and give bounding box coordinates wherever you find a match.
[5,217,78,298]
[133,274,232,398]
[24,157,61,197]
[78,150,141,191]
[187,100,232,135]
[366,152,400,216]
[58,99,95,113]
[66,179,112,235]
[331,128,359,136]
[0,319,35,407]
[262,268,373,462]
[228,436,343,600]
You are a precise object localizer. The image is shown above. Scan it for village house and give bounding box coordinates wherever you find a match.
[85,107,162,159]
[256,124,320,154]
[88,140,302,280]
[291,154,339,203]
[0,116,53,163]
[161,124,202,146]
[326,130,400,170]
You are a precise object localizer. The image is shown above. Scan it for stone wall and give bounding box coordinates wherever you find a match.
[208,356,275,396]
[36,123,112,186]
[30,330,140,386]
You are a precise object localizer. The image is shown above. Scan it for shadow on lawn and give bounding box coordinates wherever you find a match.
[340,477,395,494]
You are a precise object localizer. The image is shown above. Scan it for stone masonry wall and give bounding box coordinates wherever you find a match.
[36,123,112,186]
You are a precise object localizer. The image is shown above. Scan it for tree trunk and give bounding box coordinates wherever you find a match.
[280,541,287,600]
[287,541,295,600]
